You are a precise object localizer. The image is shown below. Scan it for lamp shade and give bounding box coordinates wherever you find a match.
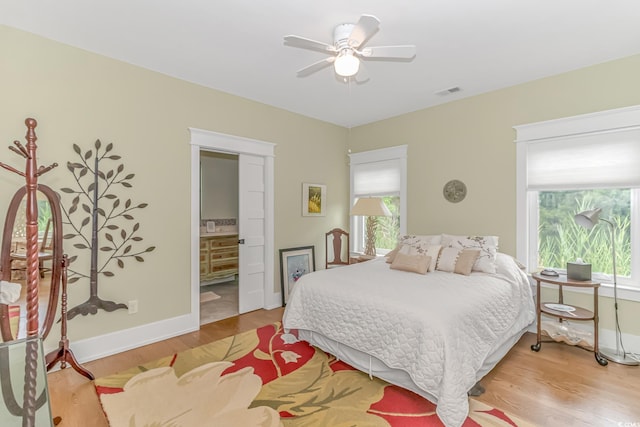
[350,197,391,217]
[334,50,360,77]
[574,208,602,229]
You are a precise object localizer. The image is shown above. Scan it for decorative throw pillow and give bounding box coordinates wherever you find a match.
[436,248,481,275]
[396,235,442,262]
[398,234,442,251]
[453,249,481,275]
[385,244,403,263]
[391,244,419,263]
[436,247,462,273]
[441,234,499,274]
[390,252,431,275]
[424,245,442,272]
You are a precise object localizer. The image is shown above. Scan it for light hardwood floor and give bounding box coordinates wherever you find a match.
[47,308,640,426]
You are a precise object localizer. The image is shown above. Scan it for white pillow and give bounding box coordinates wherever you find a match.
[424,245,442,272]
[436,247,461,272]
[398,243,441,272]
[398,234,442,251]
[441,234,499,274]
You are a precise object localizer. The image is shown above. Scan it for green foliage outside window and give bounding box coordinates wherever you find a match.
[38,200,52,234]
[375,195,400,251]
[538,189,631,276]
[12,199,53,239]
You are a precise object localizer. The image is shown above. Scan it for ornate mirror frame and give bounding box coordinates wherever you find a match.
[0,185,62,341]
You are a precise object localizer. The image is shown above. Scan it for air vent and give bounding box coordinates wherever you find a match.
[435,86,461,96]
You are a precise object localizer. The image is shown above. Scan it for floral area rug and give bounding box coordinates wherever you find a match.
[95,322,532,427]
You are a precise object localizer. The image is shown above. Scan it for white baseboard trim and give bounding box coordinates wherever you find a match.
[264,291,282,310]
[52,312,200,365]
[597,328,640,355]
[54,295,283,364]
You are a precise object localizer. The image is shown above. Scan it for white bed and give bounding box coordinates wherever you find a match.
[282,250,535,427]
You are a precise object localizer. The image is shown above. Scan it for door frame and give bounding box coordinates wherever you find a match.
[189,128,278,325]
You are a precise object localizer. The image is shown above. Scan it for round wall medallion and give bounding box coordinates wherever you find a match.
[443,179,467,203]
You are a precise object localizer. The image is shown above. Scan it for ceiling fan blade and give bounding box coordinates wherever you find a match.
[296,57,335,77]
[284,35,336,53]
[348,14,380,48]
[360,45,416,59]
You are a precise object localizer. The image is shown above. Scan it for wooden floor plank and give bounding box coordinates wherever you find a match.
[45,308,640,426]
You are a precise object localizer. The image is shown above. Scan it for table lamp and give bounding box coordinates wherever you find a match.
[350,197,391,257]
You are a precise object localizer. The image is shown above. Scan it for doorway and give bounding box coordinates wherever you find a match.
[199,151,239,324]
[189,128,277,330]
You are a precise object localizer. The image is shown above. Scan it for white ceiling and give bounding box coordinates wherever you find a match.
[2,1,640,128]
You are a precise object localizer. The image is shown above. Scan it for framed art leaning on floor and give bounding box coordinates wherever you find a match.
[279,245,315,305]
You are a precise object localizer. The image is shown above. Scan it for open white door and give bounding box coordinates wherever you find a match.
[190,128,276,326]
[238,154,266,313]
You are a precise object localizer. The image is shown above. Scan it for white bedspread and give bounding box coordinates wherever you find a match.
[282,254,535,427]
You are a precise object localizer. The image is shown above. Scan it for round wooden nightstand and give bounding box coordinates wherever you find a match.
[530,272,607,366]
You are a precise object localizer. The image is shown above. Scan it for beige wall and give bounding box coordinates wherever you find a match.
[0,25,349,350]
[2,23,639,353]
[349,54,640,255]
[348,54,640,339]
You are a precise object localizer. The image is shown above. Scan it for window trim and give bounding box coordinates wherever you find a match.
[349,145,407,254]
[515,105,640,302]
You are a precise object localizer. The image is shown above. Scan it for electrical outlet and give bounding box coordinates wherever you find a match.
[128,300,138,314]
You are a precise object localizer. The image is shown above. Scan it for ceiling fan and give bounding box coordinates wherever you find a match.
[284,14,416,82]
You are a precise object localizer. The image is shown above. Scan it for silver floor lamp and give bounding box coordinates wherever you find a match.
[574,208,639,366]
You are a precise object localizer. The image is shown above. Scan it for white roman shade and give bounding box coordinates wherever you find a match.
[527,128,640,190]
[353,159,401,196]
[515,105,640,191]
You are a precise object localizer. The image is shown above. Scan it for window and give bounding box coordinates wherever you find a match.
[349,145,407,255]
[515,105,640,289]
[537,189,632,277]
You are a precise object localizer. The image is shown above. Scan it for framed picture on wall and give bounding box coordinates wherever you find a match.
[280,245,316,305]
[302,183,326,216]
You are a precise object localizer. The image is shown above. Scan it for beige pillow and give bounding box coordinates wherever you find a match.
[391,244,441,272]
[390,252,431,275]
[454,249,481,275]
[436,248,480,275]
[385,244,403,263]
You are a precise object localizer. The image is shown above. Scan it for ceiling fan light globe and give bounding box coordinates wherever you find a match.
[334,51,360,77]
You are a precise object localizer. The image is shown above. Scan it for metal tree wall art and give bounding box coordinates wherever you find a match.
[60,139,155,319]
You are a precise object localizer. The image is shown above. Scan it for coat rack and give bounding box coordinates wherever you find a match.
[0,118,93,426]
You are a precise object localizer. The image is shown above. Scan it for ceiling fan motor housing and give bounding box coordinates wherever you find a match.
[334,23,355,50]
